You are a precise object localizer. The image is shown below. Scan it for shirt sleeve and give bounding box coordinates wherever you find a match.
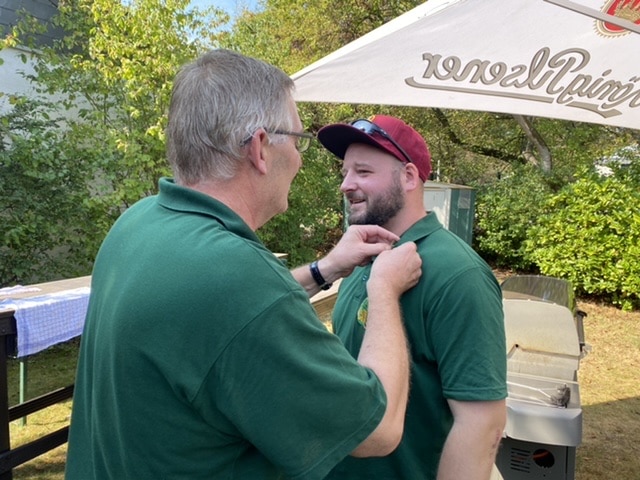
[196,288,387,480]
[428,267,508,401]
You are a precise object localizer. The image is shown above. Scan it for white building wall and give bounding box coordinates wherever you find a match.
[0,45,39,114]
[1,0,64,114]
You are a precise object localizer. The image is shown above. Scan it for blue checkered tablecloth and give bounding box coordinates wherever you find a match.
[0,287,90,358]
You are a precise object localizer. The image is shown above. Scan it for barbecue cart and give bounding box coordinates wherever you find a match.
[496,275,589,480]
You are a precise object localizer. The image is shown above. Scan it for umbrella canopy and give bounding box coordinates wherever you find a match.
[292,0,640,130]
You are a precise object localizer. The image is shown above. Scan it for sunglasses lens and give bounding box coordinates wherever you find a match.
[350,119,414,165]
[351,120,376,134]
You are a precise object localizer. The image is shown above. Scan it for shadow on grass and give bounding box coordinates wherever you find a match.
[577,396,640,480]
[12,443,66,480]
[5,338,76,480]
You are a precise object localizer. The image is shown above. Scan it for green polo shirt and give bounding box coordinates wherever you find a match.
[66,178,386,480]
[328,213,507,480]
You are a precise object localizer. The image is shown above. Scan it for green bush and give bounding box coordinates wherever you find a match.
[474,165,553,270]
[525,172,640,310]
[0,89,180,286]
[0,98,116,285]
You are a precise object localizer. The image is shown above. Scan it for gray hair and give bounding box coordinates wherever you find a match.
[166,49,295,185]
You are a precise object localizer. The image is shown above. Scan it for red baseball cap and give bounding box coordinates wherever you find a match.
[317,115,432,181]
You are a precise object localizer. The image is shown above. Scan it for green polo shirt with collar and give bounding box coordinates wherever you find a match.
[328,213,507,480]
[66,178,386,480]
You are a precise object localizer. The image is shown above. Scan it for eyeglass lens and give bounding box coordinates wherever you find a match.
[296,136,311,153]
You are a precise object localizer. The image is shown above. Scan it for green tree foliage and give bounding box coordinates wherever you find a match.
[223,0,429,263]
[224,0,420,73]
[223,0,640,281]
[470,121,635,272]
[0,98,106,284]
[3,0,639,309]
[525,170,640,311]
[474,165,553,271]
[0,0,226,284]
[33,0,225,206]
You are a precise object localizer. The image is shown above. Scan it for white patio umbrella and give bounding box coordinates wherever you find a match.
[292,0,640,130]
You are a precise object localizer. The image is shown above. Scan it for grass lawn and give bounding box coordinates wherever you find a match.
[7,341,77,479]
[5,296,640,480]
[574,300,640,480]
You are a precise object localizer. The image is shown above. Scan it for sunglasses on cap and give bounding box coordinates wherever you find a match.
[350,119,414,165]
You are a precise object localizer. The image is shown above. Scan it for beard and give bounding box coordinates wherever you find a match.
[347,172,405,226]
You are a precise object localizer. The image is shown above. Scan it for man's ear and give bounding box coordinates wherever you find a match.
[247,129,270,175]
[404,162,421,191]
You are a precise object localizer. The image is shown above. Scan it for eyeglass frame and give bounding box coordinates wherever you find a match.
[241,129,315,153]
[350,119,414,165]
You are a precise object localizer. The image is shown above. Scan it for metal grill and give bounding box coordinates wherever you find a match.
[496,275,588,480]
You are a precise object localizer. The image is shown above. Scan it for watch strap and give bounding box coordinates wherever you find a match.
[310,261,332,290]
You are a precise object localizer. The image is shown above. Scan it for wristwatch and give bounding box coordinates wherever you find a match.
[310,261,333,290]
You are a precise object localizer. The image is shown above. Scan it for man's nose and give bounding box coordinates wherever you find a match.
[340,172,355,193]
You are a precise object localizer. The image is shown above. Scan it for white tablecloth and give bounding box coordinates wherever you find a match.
[0,287,90,358]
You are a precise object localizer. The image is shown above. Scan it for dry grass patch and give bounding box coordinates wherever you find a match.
[10,407,69,480]
[575,300,640,480]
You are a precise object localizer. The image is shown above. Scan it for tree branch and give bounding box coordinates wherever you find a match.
[432,109,522,163]
[513,115,552,172]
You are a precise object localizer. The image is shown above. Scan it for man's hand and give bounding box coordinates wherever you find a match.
[367,242,422,299]
[321,225,400,281]
[290,225,401,298]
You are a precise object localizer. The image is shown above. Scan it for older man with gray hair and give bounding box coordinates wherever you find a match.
[65,50,422,480]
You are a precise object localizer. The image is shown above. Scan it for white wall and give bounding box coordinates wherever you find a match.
[0,45,86,123]
[0,46,39,115]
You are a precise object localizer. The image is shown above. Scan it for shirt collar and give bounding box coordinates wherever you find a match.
[397,212,443,246]
[156,177,261,244]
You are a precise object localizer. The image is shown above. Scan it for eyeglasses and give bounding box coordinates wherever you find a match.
[350,119,413,164]
[242,129,314,153]
[266,130,314,153]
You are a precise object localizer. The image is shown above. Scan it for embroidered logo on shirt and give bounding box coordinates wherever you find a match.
[357,297,369,328]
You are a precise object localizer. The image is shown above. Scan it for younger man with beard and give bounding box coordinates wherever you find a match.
[318,115,507,480]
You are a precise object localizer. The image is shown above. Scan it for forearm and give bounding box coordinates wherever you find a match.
[437,400,506,480]
[351,290,410,457]
[291,258,339,297]
[438,428,498,479]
